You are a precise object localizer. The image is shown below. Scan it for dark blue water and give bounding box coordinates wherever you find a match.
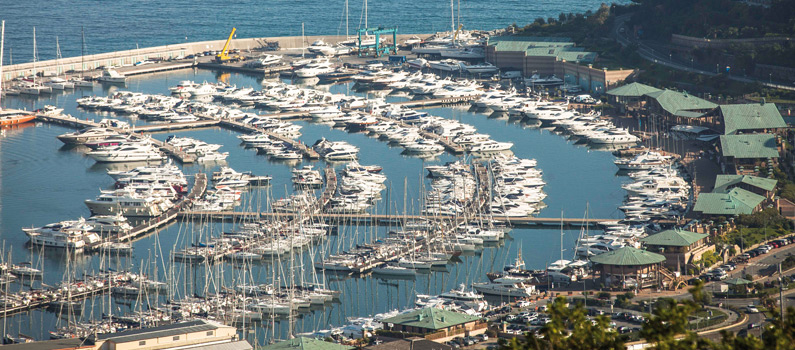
[0,68,628,342]
[1,0,627,63]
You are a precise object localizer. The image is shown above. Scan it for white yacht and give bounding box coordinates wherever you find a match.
[472,281,536,298]
[469,140,513,152]
[85,214,134,234]
[23,220,101,250]
[57,127,120,145]
[295,60,334,78]
[372,265,416,277]
[614,152,673,171]
[460,62,499,74]
[428,59,462,72]
[85,188,171,217]
[97,69,127,83]
[88,144,166,163]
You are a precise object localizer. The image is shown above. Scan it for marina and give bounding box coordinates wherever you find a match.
[0,5,756,344]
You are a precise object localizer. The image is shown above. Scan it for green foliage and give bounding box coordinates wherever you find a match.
[737,208,792,230]
[500,296,625,350]
[693,250,722,270]
[628,0,795,40]
[615,292,635,309]
[499,280,795,350]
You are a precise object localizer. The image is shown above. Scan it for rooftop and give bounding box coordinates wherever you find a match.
[720,102,786,135]
[713,174,778,192]
[366,338,452,350]
[93,319,223,344]
[260,337,354,350]
[590,246,666,266]
[606,82,662,97]
[0,338,86,350]
[719,134,779,159]
[486,36,596,63]
[381,308,481,330]
[640,229,708,247]
[644,89,718,116]
[692,187,765,215]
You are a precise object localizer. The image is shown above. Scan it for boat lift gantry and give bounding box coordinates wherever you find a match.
[357,26,397,57]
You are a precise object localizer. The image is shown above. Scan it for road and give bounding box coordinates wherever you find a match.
[610,13,795,91]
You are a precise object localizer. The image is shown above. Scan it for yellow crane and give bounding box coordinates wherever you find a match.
[452,24,464,43]
[215,28,240,63]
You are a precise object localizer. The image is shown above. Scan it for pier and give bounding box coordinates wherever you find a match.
[115,173,207,242]
[130,119,221,133]
[218,119,320,159]
[320,167,338,209]
[393,96,480,108]
[176,211,619,228]
[196,62,293,75]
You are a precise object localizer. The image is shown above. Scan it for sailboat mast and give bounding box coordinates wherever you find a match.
[32,27,37,83]
[81,27,85,77]
[345,0,349,38]
[365,0,368,28]
[0,21,5,103]
[451,0,455,32]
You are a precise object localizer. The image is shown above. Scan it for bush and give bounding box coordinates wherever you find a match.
[615,292,635,309]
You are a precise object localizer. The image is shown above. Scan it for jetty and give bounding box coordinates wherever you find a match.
[218,119,320,159]
[393,95,480,108]
[320,167,338,209]
[177,211,619,228]
[114,173,207,242]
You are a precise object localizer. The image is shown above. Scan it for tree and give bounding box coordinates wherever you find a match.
[500,296,625,350]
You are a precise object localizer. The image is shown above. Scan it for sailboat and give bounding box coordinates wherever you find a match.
[0,21,36,126]
[19,27,52,95]
[70,27,94,88]
[45,37,74,90]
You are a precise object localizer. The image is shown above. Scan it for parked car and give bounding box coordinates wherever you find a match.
[746,305,759,313]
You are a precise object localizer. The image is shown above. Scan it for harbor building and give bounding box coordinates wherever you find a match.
[590,246,672,290]
[717,102,786,135]
[89,320,246,350]
[605,82,661,114]
[484,36,635,93]
[692,187,766,218]
[718,133,780,174]
[640,229,713,271]
[713,175,778,200]
[366,337,452,350]
[260,337,354,350]
[642,90,719,128]
[381,308,486,342]
[2,320,249,350]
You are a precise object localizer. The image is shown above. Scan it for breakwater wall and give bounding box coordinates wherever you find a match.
[1,34,427,82]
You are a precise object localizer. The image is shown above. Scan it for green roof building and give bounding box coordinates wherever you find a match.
[590,247,671,290]
[719,102,786,135]
[607,82,661,98]
[693,187,765,216]
[260,338,354,350]
[484,36,636,93]
[640,230,713,270]
[381,308,486,341]
[713,174,777,200]
[645,90,717,117]
[719,134,779,159]
[719,134,779,174]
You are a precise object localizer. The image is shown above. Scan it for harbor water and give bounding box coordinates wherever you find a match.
[0,68,629,342]
[2,0,629,62]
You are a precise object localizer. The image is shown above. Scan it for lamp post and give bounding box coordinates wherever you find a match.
[769,73,772,83]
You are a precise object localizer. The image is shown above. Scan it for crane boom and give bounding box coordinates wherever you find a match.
[215,28,239,63]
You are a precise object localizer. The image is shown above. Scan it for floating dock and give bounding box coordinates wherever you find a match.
[115,173,207,242]
[177,211,619,228]
[218,119,320,159]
